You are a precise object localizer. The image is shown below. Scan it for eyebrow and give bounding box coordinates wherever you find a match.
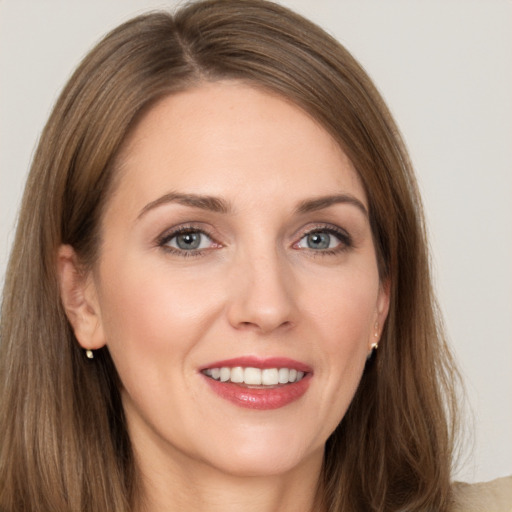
[137,192,231,220]
[295,194,368,217]
[136,191,368,220]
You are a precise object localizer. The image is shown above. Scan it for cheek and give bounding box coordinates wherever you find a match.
[95,255,225,372]
[302,266,378,416]
[305,267,378,351]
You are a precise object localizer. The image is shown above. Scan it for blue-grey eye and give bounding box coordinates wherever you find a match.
[297,231,342,250]
[167,231,212,251]
[307,232,330,249]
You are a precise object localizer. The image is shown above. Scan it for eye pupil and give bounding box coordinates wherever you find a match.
[307,232,330,249]
[176,232,201,250]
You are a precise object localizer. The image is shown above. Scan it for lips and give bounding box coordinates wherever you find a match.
[200,357,312,410]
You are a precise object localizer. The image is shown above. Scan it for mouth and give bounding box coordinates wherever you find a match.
[202,366,307,386]
[200,357,312,410]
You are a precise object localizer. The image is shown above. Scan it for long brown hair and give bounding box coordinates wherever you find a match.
[0,1,461,510]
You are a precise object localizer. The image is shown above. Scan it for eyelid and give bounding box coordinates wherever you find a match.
[292,223,353,251]
[156,224,222,255]
[295,222,351,239]
[155,221,353,257]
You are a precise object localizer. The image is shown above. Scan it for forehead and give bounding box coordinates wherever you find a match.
[111,81,367,215]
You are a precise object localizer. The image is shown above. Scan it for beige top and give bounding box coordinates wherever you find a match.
[450,476,512,512]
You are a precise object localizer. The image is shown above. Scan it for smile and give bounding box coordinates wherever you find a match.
[202,366,306,386]
[200,357,312,410]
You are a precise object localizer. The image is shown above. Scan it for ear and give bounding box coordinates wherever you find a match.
[57,245,106,351]
[373,277,391,345]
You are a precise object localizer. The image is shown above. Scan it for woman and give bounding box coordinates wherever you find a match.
[0,1,508,511]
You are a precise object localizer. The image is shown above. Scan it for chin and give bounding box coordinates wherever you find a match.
[204,448,317,478]
[193,423,325,478]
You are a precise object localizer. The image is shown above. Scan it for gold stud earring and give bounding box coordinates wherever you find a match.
[368,322,379,360]
[85,349,94,359]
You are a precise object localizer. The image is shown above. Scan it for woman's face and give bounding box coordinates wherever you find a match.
[74,82,389,478]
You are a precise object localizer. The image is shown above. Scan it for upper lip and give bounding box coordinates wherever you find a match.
[199,356,312,373]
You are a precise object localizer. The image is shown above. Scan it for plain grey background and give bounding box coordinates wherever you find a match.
[1,0,511,483]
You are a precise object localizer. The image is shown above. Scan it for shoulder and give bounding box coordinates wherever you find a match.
[450,476,512,512]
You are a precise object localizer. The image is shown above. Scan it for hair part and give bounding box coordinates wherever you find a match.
[0,1,462,510]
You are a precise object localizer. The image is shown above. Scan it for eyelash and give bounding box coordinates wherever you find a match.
[294,225,353,256]
[157,226,219,258]
[156,224,353,258]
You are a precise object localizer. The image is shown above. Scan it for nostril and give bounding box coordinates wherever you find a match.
[235,319,293,333]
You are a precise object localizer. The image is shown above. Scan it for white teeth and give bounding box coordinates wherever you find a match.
[278,368,289,384]
[244,367,262,385]
[262,368,279,385]
[230,366,244,383]
[219,367,230,382]
[203,366,307,385]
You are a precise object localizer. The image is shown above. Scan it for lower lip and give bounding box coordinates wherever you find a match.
[202,374,312,410]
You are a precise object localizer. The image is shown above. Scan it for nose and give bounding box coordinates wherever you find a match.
[226,247,298,334]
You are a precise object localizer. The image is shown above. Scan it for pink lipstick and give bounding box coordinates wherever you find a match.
[200,357,312,410]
